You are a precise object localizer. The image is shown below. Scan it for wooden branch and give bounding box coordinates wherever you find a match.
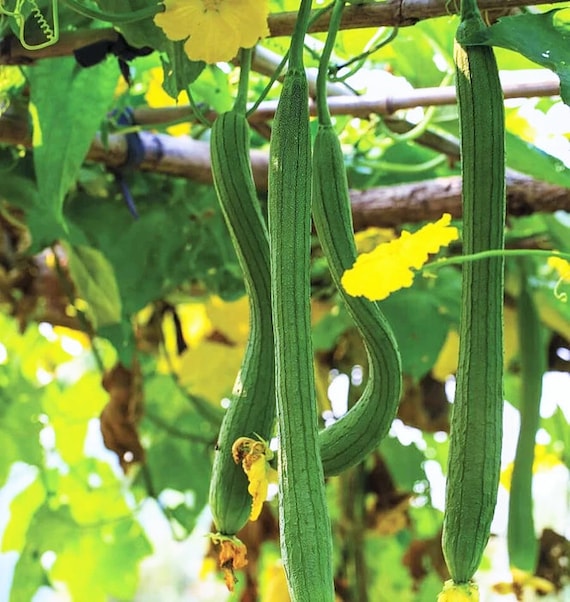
[0,28,120,64]
[1,111,568,227]
[0,0,566,65]
[349,174,570,229]
[131,73,560,128]
[268,0,566,36]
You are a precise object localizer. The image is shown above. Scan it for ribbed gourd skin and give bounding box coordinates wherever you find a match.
[268,69,335,602]
[312,125,403,476]
[208,111,276,535]
[442,35,506,584]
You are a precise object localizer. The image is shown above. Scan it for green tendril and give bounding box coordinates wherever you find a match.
[1,0,59,50]
[330,27,398,83]
[422,249,570,303]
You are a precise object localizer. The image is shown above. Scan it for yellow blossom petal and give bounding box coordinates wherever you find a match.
[232,436,276,521]
[437,580,479,602]
[154,0,203,41]
[548,256,570,283]
[244,455,270,520]
[183,18,241,64]
[144,67,190,136]
[342,213,459,301]
[500,444,564,491]
[155,0,269,64]
[219,1,269,48]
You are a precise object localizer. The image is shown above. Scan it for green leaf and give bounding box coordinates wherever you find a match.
[63,242,122,329]
[160,45,205,99]
[543,212,570,253]
[379,289,449,379]
[190,65,233,113]
[43,373,108,465]
[312,303,354,351]
[26,57,118,242]
[1,475,46,552]
[96,0,166,49]
[380,435,427,491]
[366,535,415,601]
[142,435,211,532]
[50,519,151,601]
[58,460,134,525]
[0,353,44,485]
[0,404,43,486]
[541,407,570,468]
[8,502,151,602]
[138,373,214,533]
[65,180,244,316]
[464,10,570,105]
[506,132,570,188]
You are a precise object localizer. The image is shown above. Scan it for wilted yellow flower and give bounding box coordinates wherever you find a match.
[342,213,459,301]
[493,568,555,596]
[209,534,248,592]
[154,0,269,64]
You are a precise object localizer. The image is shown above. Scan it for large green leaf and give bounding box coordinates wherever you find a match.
[95,0,165,50]
[66,179,244,313]
[379,288,450,379]
[26,57,118,243]
[1,475,46,553]
[0,383,43,486]
[506,132,570,188]
[380,435,426,491]
[42,372,109,465]
[7,501,151,602]
[138,373,214,533]
[463,10,570,105]
[0,317,46,485]
[160,44,206,99]
[63,243,123,329]
[50,518,151,601]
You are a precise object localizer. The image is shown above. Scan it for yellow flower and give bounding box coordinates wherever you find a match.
[548,256,570,283]
[437,580,479,602]
[341,214,459,301]
[144,67,190,137]
[500,444,563,491]
[154,0,269,64]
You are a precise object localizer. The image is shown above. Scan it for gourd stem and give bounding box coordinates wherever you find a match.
[316,0,345,126]
[288,0,314,70]
[235,48,253,115]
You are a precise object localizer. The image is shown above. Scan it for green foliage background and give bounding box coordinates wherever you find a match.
[0,0,569,600]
